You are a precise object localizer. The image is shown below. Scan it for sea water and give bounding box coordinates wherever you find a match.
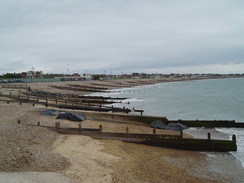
[93,78,244,168]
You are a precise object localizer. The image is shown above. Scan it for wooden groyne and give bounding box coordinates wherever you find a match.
[34,122,237,152]
[2,84,27,89]
[78,95,128,100]
[0,91,144,115]
[79,112,244,128]
[82,112,166,124]
[67,84,108,90]
[132,138,237,152]
[170,119,244,128]
[49,85,107,93]
[1,85,243,128]
[104,113,244,128]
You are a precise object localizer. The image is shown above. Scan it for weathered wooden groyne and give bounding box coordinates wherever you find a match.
[80,112,244,128]
[78,95,128,100]
[130,137,237,152]
[0,90,144,115]
[39,122,237,152]
[49,85,107,93]
[169,119,244,128]
[67,84,108,90]
[1,85,243,128]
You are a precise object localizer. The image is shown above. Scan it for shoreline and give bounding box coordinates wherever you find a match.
[185,127,244,182]
[0,77,243,182]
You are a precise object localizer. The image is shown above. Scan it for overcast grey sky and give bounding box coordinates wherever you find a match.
[1,0,244,74]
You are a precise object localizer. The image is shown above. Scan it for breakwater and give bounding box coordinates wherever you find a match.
[22,120,237,152]
[171,119,244,128]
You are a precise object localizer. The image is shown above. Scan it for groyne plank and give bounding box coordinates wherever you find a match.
[170,120,244,128]
[47,126,237,152]
[126,138,237,152]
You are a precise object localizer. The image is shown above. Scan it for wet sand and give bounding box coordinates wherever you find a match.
[185,128,244,183]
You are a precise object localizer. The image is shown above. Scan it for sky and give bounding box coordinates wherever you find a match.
[0,0,244,75]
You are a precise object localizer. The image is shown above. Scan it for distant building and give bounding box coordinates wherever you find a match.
[26,70,43,78]
[79,73,92,80]
[72,73,80,77]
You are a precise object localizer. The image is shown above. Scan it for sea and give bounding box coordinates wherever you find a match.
[92,77,244,171]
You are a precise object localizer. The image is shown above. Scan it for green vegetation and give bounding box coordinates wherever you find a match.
[1,73,22,79]
[92,75,101,80]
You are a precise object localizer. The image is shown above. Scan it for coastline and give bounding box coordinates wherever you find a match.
[0,77,242,182]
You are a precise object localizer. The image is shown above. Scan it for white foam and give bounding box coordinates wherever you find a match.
[123,98,142,103]
[216,128,244,168]
[203,152,219,158]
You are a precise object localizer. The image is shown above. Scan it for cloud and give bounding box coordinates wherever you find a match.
[156,62,244,74]
[0,0,244,74]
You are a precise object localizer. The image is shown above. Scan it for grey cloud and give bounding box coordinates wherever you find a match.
[1,0,244,74]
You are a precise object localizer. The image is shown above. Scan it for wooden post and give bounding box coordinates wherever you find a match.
[180,131,183,139]
[37,122,40,126]
[208,133,211,140]
[153,128,156,134]
[232,135,236,141]
[126,127,129,138]
[99,104,102,112]
[46,97,48,108]
[20,102,22,105]
[18,120,20,124]
[55,122,60,129]
[99,125,102,138]
[99,125,102,132]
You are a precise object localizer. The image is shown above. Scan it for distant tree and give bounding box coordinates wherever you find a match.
[92,75,100,80]
[3,73,22,78]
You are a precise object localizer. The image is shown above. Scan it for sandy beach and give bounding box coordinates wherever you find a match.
[0,78,242,183]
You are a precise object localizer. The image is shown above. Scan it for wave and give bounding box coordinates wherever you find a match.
[215,128,244,168]
[122,98,143,103]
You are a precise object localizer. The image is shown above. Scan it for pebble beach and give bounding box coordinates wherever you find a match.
[0,78,242,183]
